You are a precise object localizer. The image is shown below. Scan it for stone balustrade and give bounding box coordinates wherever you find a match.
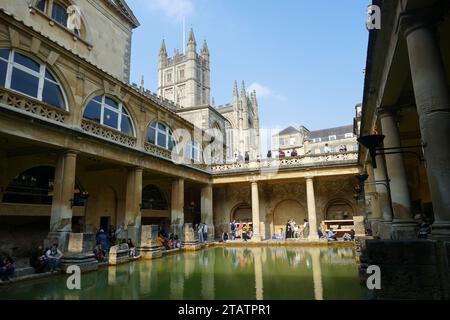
[81,119,138,148]
[211,152,359,173]
[0,87,68,124]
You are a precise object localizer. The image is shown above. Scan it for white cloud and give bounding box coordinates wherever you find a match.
[139,0,194,22]
[248,82,287,102]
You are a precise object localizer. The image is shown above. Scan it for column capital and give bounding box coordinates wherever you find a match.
[376,107,397,118]
[304,175,315,181]
[399,4,447,38]
[64,149,79,157]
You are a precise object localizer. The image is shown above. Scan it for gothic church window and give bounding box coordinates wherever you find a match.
[0,49,67,110]
[83,95,135,136]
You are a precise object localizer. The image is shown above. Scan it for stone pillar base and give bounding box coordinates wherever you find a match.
[207,225,215,243]
[368,218,381,237]
[391,220,417,240]
[108,245,131,266]
[182,223,202,251]
[137,246,162,260]
[249,235,263,242]
[61,254,98,273]
[378,221,392,239]
[430,221,450,241]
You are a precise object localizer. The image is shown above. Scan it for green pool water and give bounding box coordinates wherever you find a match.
[0,247,367,300]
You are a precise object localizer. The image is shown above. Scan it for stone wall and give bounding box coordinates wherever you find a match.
[365,240,450,299]
[0,216,50,258]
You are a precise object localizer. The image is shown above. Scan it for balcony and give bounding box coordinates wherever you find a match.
[211,151,359,174]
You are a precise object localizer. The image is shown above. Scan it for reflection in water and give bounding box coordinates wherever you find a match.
[0,247,366,300]
[254,248,264,300]
[311,248,323,300]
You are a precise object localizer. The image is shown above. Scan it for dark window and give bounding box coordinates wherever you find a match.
[147,126,156,144]
[83,100,101,123]
[0,48,9,60]
[36,0,47,12]
[42,80,65,108]
[52,3,68,26]
[121,116,133,136]
[14,52,40,73]
[141,185,168,210]
[10,68,39,98]
[0,60,7,87]
[103,108,119,129]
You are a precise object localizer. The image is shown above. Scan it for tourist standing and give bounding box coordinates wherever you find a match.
[286,220,292,239]
[245,152,250,163]
[197,223,204,243]
[303,219,309,238]
[0,256,15,281]
[231,220,237,240]
[96,229,109,253]
[267,150,272,159]
[203,223,208,243]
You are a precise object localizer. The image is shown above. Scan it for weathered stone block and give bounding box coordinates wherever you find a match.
[137,225,162,260]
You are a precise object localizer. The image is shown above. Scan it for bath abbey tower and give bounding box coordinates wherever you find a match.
[158,29,261,161]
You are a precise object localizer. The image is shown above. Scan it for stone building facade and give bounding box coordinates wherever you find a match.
[272,124,358,157]
[0,0,362,261]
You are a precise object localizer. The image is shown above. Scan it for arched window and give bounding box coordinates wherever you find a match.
[147,122,176,151]
[141,184,168,210]
[0,49,67,110]
[184,140,202,162]
[83,95,135,136]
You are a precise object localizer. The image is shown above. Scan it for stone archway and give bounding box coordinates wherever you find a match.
[272,200,306,237]
[231,202,252,222]
[325,198,355,220]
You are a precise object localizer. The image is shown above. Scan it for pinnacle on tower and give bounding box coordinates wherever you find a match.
[202,40,209,55]
[159,39,167,57]
[233,80,239,98]
[241,80,247,101]
[188,28,197,45]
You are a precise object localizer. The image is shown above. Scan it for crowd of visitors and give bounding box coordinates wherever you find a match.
[272,219,309,240]
[157,227,181,250]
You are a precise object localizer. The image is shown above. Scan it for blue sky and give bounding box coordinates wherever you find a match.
[128,0,368,134]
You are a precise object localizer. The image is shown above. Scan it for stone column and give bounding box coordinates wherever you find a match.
[366,163,382,236]
[404,16,450,240]
[306,176,319,240]
[373,154,393,239]
[171,178,185,238]
[123,167,143,243]
[201,184,215,242]
[251,181,262,241]
[49,150,77,251]
[379,109,416,239]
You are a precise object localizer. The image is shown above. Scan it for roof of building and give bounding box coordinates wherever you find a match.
[106,0,140,28]
[278,126,300,136]
[309,125,354,139]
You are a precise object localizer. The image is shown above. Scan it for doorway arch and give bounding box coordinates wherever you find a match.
[231,203,252,222]
[272,199,306,236]
[325,199,355,220]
